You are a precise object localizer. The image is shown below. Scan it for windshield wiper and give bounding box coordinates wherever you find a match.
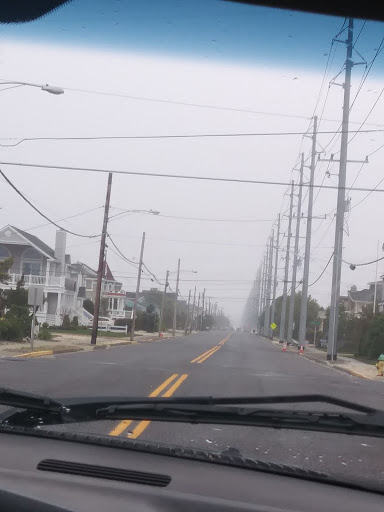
[93,394,384,438]
[1,391,384,439]
[0,388,63,413]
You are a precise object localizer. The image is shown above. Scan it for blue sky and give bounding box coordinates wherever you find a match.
[2,0,383,70]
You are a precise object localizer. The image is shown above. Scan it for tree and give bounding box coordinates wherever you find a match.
[99,297,109,317]
[262,292,321,340]
[62,314,71,330]
[83,299,94,315]
[4,279,33,337]
[0,257,13,283]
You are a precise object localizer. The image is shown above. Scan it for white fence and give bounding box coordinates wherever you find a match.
[88,324,128,334]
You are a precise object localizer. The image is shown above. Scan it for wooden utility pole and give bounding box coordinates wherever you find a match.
[91,172,113,345]
[130,232,145,341]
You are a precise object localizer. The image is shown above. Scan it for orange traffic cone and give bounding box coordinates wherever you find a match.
[299,345,304,355]
[282,342,287,352]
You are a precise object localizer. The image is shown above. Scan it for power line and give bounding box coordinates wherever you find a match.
[157,214,275,223]
[0,128,384,146]
[24,206,103,232]
[107,234,138,266]
[343,254,384,267]
[309,252,334,286]
[3,161,384,194]
[0,169,100,238]
[350,175,384,210]
[141,262,163,286]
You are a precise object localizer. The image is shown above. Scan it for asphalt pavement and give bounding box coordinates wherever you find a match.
[0,331,383,486]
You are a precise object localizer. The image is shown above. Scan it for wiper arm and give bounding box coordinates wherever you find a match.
[0,387,63,413]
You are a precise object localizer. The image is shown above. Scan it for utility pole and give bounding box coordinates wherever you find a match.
[256,266,262,333]
[270,214,281,332]
[263,241,270,336]
[327,18,354,361]
[172,258,181,337]
[264,231,274,337]
[196,292,201,331]
[279,180,294,341]
[130,232,145,341]
[287,154,304,344]
[200,288,206,330]
[158,270,169,337]
[374,240,379,314]
[299,117,318,347]
[91,172,113,345]
[190,286,197,333]
[260,253,266,326]
[184,289,191,335]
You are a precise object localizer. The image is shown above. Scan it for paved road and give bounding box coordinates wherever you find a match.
[0,331,384,486]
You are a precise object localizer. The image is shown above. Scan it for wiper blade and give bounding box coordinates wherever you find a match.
[0,387,63,413]
[95,394,384,439]
[2,393,384,439]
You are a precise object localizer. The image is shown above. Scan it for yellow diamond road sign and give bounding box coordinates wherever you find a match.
[270,323,277,330]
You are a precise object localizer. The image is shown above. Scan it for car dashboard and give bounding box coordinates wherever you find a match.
[0,428,382,512]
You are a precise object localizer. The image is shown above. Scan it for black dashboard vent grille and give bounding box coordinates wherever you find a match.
[37,459,171,487]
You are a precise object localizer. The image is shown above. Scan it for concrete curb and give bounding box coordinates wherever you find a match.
[13,350,53,358]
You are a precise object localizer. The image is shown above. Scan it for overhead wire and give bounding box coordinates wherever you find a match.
[309,253,334,286]
[0,169,100,238]
[4,161,384,193]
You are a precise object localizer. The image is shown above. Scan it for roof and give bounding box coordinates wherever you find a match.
[349,288,374,303]
[72,262,97,278]
[103,261,115,281]
[10,226,56,259]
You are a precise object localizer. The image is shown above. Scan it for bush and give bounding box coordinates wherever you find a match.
[62,314,71,330]
[38,328,52,341]
[114,318,132,331]
[0,319,24,341]
[42,322,49,329]
[71,316,79,328]
[83,299,94,315]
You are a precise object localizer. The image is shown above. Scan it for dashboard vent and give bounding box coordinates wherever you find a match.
[37,459,171,487]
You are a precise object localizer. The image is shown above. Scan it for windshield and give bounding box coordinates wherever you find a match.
[1,0,384,489]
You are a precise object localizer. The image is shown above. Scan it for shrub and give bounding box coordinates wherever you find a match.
[71,316,79,328]
[42,322,49,329]
[114,318,132,332]
[83,299,94,315]
[0,319,24,341]
[38,328,52,341]
[62,314,71,330]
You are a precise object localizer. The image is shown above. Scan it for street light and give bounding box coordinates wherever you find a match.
[0,80,64,95]
[108,208,160,223]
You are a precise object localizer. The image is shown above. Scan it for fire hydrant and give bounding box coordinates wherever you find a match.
[375,354,384,376]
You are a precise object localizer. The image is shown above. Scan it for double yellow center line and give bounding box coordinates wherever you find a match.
[190,333,231,364]
[109,373,188,438]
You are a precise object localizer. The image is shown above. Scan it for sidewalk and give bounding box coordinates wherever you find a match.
[0,329,186,358]
[272,339,382,381]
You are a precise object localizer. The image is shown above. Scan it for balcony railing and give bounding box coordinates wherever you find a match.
[6,273,66,288]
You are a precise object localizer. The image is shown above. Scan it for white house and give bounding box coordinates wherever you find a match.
[71,261,130,322]
[0,225,88,326]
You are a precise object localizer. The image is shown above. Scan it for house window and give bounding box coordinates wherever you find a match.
[0,246,10,260]
[22,247,42,275]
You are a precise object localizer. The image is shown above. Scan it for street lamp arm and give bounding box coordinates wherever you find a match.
[0,81,64,95]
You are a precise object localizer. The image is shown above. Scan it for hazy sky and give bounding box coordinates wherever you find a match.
[1,0,384,325]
